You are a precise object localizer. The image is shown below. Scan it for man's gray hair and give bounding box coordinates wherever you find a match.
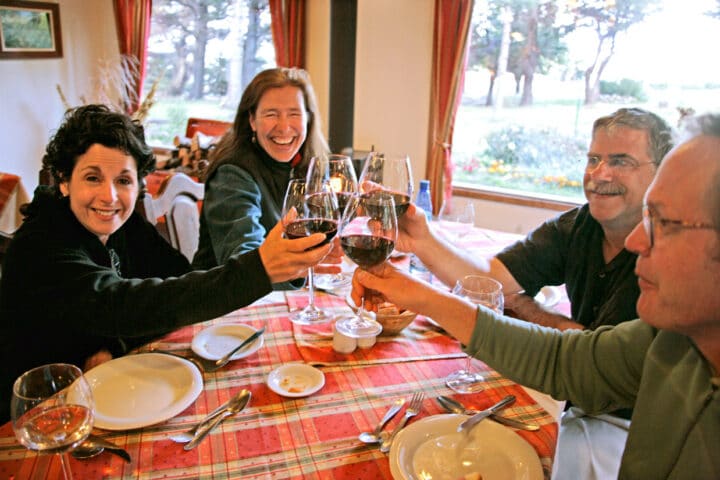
[593,107,674,165]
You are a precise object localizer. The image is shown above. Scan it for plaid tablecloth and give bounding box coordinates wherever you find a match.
[0,292,560,480]
[0,227,564,480]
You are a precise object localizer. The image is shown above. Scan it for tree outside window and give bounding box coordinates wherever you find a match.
[453,0,720,203]
[143,0,275,146]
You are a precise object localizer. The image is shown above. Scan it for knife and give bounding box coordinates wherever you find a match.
[457,395,515,434]
[214,327,266,368]
[184,389,251,450]
[437,395,539,431]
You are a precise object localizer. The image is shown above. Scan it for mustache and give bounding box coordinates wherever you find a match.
[585,180,626,195]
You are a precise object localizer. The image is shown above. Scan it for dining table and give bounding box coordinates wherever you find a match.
[0,224,569,480]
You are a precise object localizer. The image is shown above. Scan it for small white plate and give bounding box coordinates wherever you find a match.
[191,323,264,361]
[85,353,203,430]
[534,286,562,308]
[267,364,325,398]
[390,414,542,480]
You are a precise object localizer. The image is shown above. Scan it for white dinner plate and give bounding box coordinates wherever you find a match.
[267,364,325,398]
[191,323,264,361]
[390,414,542,480]
[85,353,203,430]
[534,286,562,308]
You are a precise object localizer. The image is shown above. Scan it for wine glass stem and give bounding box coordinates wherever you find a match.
[307,267,316,308]
[59,452,74,480]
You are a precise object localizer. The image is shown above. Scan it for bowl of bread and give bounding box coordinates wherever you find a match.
[345,294,417,336]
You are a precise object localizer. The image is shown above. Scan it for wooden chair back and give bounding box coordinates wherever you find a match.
[185,117,233,138]
[142,172,204,262]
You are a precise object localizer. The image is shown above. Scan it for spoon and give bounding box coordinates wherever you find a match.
[437,395,540,431]
[184,389,251,450]
[358,398,405,443]
[169,391,244,443]
[71,434,131,462]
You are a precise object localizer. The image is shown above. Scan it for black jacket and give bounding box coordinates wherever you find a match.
[0,187,272,421]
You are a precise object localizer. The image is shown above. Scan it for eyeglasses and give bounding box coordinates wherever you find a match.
[585,156,655,174]
[642,205,718,248]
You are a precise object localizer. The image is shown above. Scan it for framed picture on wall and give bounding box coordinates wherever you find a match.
[0,0,62,59]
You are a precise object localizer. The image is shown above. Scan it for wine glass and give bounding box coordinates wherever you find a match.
[11,363,94,480]
[307,154,359,290]
[282,178,340,325]
[446,275,504,393]
[437,200,476,242]
[358,152,413,218]
[336,191,398,338]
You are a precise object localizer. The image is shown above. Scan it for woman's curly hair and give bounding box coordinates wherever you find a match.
[43,104,155,186]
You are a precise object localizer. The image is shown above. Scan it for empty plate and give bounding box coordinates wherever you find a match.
[84,353,203,430]
[267,363,325,398]
[191,323,264,361]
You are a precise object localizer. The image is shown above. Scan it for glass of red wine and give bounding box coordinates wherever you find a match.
[336,191,398,338]
[306,154,358,291]
[358,152,414,219]
[282,178,340,325]
[11,363,94,480]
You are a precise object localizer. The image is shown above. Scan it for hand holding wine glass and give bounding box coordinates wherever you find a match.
[337,191,398,338]
[446,275,504,393]
[282,178,340,325]
[11,363,94,480]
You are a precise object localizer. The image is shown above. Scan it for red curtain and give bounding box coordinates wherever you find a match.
[113,0,152,113]
[269,0,306,68]
[425,0,473,214]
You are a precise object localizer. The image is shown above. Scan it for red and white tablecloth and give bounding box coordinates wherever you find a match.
[0,226,566,479]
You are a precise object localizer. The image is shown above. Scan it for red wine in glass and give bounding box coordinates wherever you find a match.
[340,235,395,268]
[285,218,338,247]
[337,192,398,338]
[361,190,411,218]
[282,179,339,325]
[359,152,413,217]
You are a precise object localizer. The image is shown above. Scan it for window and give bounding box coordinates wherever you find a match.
[452,0,720,205]
[143,0,275,146]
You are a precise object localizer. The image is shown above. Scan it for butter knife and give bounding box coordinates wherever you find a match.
[214,326,266,369]
[437,395,539,431]
[457,395,515,434]
[184,389,251,450]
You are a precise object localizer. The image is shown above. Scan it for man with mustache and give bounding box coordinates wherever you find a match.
[364,107,673,479]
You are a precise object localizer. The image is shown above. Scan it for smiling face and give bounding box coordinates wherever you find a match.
[59,144,139,244]
[584,126,657,234]
[249,85,308,163]
[625,135,720,336]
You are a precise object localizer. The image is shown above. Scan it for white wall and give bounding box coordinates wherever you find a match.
[0,0,119,194]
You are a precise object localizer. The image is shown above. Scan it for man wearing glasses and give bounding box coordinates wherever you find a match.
[353,112,720,478]
[360,107,674,478]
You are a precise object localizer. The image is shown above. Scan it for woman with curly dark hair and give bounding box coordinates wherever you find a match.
[0,104,339,422]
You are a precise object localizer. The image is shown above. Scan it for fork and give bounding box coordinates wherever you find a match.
[379,391,424,453]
